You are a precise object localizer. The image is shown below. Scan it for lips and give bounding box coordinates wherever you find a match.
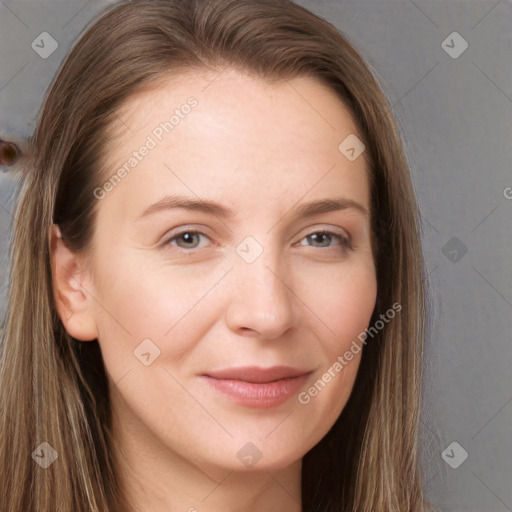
[204,365,310,383]
[201,366,312,408]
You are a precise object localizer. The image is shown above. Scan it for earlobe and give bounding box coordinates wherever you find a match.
[49,224,99,341]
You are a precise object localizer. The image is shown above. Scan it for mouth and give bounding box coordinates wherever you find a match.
[200,366,312,408]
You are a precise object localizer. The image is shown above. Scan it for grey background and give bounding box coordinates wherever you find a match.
[1,1,511,510]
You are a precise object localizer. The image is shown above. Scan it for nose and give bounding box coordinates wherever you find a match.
[224,243,298,340]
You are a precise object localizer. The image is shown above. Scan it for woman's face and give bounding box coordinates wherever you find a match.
[64,68,377,476]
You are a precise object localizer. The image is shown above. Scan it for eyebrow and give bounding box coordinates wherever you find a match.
[136,194,369,221]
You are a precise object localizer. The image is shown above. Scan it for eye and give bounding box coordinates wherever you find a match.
[162,228,352,256]
[298,229,352,251]
[164,230,210,253]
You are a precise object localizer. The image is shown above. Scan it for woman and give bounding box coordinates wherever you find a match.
[0,0,437,510]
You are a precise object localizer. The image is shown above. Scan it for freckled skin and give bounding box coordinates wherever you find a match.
[58,68,377,512]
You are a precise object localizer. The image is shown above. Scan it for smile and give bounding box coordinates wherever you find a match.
[201,366,312,408]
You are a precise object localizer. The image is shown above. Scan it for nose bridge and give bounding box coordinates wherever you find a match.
[225,234,296,337]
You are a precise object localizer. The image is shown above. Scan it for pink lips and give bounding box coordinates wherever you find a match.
[201,365,311,408]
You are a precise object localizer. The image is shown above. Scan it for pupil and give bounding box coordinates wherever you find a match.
[310,233,330,247]
[183,233,196,245]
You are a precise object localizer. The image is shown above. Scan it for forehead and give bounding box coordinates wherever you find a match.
[97,68,370,220]
[105,67,366,159]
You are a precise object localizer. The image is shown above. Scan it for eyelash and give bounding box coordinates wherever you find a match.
[163,228,352,255]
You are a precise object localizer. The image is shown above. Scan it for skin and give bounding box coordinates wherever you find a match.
[50,68,377,512]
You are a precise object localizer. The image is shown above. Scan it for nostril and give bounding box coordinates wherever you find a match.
[0,138,22,168]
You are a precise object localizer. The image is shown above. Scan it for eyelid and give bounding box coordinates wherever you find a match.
[159,224,212,243]
[296,225,351,244]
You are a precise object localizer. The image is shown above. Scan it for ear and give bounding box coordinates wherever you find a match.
[49,224,99,341]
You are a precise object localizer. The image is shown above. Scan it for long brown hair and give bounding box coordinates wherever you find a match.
[0,1,436,510]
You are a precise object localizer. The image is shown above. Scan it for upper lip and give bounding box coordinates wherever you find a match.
[203,365,311,384]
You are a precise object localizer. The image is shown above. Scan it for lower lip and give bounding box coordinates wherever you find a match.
[201,374,310,408]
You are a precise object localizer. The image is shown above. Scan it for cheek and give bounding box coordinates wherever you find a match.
[89,252,231,373]
[294,260,377,433]
[305,258,377,355]
[329,276,377,352]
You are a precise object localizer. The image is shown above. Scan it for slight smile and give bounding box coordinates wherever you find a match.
[200,366,313,408]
